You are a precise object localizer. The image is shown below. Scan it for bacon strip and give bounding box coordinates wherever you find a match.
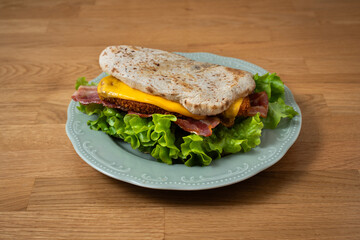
[128,111,220,137]
[175,117,220,137]
[246,91,269,118]
[71,86,101,104]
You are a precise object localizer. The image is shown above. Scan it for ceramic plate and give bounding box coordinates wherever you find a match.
[66,52,302,190]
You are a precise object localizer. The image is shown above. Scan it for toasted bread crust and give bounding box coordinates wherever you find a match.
[99,45,255,116]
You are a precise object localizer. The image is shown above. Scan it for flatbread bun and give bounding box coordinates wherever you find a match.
[99,45,255,116]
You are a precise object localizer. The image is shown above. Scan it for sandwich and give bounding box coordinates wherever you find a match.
[72,45,298,166]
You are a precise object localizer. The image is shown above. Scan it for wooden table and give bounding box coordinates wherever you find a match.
[1,0,359,239]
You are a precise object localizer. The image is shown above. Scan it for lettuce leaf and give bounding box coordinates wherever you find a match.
[75,77,97,90]
[181,114,263,166]
[78,103,263,166]
[253,73,284,102]
[79,104,180,164]
[150,114,180,164]
[253,73,298,129]
[262,99,299,129]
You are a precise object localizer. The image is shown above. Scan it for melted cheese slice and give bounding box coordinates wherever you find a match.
[98,76,243,120]
[223,97,244,119]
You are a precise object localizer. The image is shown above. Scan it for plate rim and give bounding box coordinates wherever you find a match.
[66,52,302,191]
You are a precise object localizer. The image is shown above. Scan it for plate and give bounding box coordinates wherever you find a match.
[66,52,302,190]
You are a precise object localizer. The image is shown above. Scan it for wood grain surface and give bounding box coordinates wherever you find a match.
[1,0,360,239]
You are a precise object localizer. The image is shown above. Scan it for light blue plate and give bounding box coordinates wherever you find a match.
[66,52,302,190]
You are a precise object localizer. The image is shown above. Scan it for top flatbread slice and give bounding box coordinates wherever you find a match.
[99,45,255,116]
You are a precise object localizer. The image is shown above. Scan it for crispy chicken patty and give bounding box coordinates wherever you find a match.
[100,96,185,117]
[100,96,251,119]
[237,97,251,116]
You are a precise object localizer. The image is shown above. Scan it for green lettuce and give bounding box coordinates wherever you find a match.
[253,73,298,128]
[75,77,97,90]
[78,103,264,166]
[78,105,180,164]
[181,114,263,166]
